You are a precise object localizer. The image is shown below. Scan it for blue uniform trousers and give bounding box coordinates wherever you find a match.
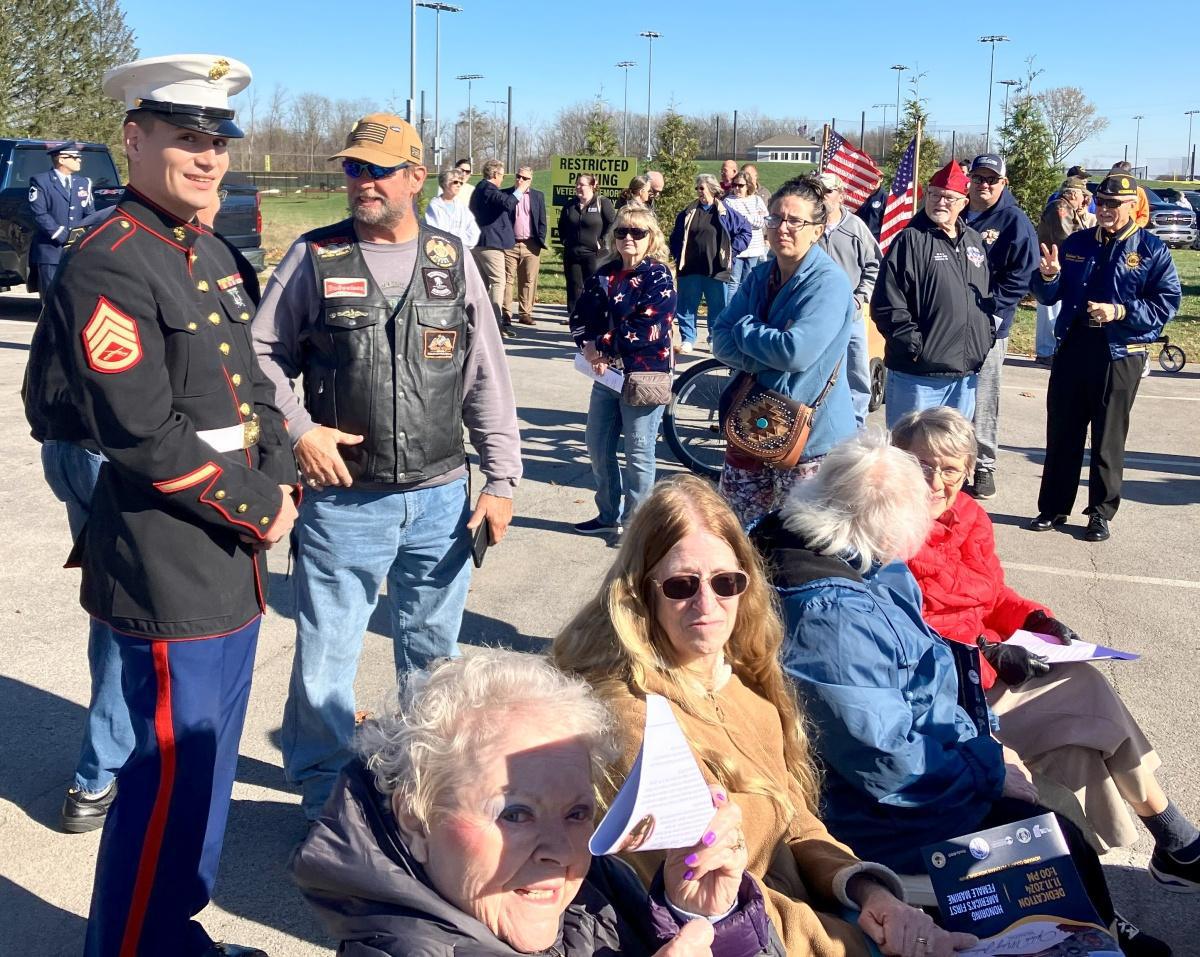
[84,617,260,957]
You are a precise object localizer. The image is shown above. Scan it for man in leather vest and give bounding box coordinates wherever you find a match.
[252,113,522,821]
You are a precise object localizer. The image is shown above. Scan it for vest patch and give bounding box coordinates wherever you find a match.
[424,236,458,268]
[329,307,370,321]
[324,278,369,298]
[315,240,353,260]
[422,267,456,299]
[424,329,457,359]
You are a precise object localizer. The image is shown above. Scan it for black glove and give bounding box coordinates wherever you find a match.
[977,636,1051,687]
[1023,609,1078,645]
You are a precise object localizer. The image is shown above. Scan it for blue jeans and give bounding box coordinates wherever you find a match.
[282,478,473,818]
[41,441,135,796]
[884,369,978,429]
[585,383,665,526]
[1036,301,1060,358]
[726,255,766,299]
[676,273,728,344]
[847,309,871,426]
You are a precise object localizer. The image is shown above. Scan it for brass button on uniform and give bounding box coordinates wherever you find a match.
[236,503,248,513]
[239,312,250,321]
[208,312,221,325]
[215,490,226,500]
[219,342,231,355]
[259,516,271,526]
[186,321,198,331]
[197,280,210,292]
[231,373,242,386]
[119,219,131,229]
[239,403,251,415]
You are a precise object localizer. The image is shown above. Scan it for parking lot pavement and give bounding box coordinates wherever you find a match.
[2,292,1198,955]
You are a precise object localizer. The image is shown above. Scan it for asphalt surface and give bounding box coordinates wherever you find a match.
[2,290,1197,955]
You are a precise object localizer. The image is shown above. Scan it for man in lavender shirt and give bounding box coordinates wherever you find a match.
[502,165,547,326]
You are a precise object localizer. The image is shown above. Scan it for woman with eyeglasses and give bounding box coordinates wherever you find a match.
[711,175,858,528]
[558,175,617,312]
[668,174,752,354]
[721,175,769,298]
[892,407,1200,893]
[554,474,975,957]
[569,207,676,536]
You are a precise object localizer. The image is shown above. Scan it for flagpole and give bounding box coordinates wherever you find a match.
[821,123,830,171]
[911,119,922,215]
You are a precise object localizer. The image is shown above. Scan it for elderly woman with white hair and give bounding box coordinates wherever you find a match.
[290,648,777,957]
[425,169,481,248]
[751,432,1170,957]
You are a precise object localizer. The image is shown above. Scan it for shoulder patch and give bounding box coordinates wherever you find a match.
[82,297,142,374]
[28,185,38,203]
[1125,252,1142,269]
[424,236,458,268]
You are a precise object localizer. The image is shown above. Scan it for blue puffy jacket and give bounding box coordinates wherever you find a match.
[1031,221,1181,362]
[757,518,1005,873]
[711,247,857,462]
[965,188,1039,337]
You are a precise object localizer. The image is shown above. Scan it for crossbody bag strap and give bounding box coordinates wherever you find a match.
[810,358,843,411]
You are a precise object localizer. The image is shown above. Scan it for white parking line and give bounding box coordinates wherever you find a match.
[1006,562,1200,590]
[1011,448,1200,471]
[1003,385,1200,403]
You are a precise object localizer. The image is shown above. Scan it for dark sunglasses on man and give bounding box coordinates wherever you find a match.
[515,173,531,182]
[342,158,411,180]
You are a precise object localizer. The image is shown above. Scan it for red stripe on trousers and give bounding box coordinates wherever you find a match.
[118,642,177,957]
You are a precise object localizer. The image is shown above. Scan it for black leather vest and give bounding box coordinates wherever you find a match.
[303,220,468,485]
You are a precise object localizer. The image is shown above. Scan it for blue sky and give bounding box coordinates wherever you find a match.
[122,0,1189,170]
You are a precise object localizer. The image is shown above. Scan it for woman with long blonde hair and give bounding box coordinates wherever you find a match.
[554,475,972,957]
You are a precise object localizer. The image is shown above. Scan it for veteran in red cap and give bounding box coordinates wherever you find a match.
[871,161,996,427]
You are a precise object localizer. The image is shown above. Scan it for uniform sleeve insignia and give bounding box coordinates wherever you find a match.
[1125,252,1142,269]
[28,185,38,202]
[424,236,458,268]
[82,297,143,374]
[209,58,231,81]
[66,227,87,247]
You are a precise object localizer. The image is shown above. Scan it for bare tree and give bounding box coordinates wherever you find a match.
[1037,86,1108,166]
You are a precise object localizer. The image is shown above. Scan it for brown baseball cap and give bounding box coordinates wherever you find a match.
[331,112,424,167]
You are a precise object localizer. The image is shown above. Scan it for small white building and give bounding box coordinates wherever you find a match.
[753,134,820,164]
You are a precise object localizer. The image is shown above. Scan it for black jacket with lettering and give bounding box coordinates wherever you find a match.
[26,189,298,639]
[870,211,995,378]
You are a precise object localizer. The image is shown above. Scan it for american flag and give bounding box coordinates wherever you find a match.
[821,130,880,212]
[879,137,918,254]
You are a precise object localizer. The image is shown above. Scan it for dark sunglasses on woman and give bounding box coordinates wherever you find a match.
[650,571,749,600]
[613,226,649,240]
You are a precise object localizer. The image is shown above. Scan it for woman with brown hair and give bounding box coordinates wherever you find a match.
[558,174,617,310]
[553,474,973,957]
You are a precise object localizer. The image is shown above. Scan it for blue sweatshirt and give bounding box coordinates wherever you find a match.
[965,188,1039,337]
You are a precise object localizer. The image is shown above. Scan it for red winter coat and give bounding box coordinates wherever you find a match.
[906,494,1051,690]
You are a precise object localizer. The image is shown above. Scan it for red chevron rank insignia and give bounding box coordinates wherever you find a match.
[82,297,142,374]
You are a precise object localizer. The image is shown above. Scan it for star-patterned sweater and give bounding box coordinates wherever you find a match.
[570,257,677,374]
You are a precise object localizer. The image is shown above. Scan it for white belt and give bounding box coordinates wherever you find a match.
[197,418,260,453]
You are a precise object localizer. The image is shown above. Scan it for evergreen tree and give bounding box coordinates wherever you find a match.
[651,111,699,226]
[581,103,619,156]
[882,98,942,192]
[998,86,1059,222]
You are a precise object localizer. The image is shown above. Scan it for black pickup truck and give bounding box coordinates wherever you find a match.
[0,138,265,293]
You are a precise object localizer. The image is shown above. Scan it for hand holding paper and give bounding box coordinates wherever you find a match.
[1006,630,1139,664]
[663,787,747,919]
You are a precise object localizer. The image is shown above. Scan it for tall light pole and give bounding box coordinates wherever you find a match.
[1186,109,1199,179]
[455,73,483,167]
[640,31,661,159]
[408,0,417,123]
[978,35,1009,151]
[890,65,908,134]
[616,60,636,156]
[1133,114,1144,172]
[998,79,1019,125]
[417,2,462,168]
[487,99,505,160]
[872,102,890,155]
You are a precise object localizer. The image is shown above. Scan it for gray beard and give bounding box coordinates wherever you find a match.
[352,197,407,229]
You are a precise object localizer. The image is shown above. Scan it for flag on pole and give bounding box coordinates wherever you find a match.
[821,129,881,212]
[879,137,918,253]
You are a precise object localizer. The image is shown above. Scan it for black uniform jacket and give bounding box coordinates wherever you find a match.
[34,189,298,639]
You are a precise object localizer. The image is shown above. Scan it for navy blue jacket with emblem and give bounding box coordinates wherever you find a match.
[964,188,1039,338]
[570,258,677,374]
[28,169,93,265]
[26,188,299,639]
[1031,220,1181,361]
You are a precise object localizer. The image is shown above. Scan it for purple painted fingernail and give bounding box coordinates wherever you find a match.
[702,831,717,846]
[684,853,699,866]
[715,790,727,802]
[683,869,695,881]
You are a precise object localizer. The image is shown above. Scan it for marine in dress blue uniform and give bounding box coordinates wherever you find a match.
[27,54,298,957]
[27,141,93,297]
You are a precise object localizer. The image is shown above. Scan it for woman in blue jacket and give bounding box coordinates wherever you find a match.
[711,175,857,527]
[753,431,1169,957]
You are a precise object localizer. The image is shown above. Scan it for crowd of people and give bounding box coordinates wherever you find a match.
[17,48,1196,957]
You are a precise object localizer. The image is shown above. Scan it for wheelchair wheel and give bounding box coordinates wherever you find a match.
[1159,344,1186,373]
[868,359,886,413]
[662,358,730,479]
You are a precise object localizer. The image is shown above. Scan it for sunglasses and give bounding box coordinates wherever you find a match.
[731,182,747,189]
[613,226,649,240]
[970,174,1000,186]
[515,174,531,181]
[342,159,410,180]
[650,571,749,601]
[1094,196,1127,209]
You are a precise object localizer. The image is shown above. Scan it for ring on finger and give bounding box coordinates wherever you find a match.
[730,829,747,852]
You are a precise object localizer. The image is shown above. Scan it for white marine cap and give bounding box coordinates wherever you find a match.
[102,54,251,138]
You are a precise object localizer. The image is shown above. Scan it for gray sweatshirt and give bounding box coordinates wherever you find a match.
[818,210,882,309]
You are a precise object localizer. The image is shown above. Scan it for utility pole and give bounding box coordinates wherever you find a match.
[506,86,513,171]
[890,64,908,135]
[732,110,739,159]
[616,60,636,156]
[1133,114,1144,172]
[417,2,462,168]
[998,79,1019,125]
[1187,109,1199,179]
[873,102,890,155]
[978,35,1009,151]
[408,0,417,123]
[640,31,661,159]
[487,99,505,160]
[455,73,483,168]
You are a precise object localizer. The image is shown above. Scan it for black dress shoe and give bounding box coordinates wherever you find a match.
[1026,513,1067,532]
[60,780,116,833]
[203,944,269,957]
[1084,514,1111,542]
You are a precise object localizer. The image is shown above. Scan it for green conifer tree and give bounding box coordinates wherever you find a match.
[651,111,699,226]
[882,98,943,192]
[998,86,1060,222]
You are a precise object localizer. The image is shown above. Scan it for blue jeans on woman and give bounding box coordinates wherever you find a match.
[676,273,728,345]
[585,382,666,526]
[41,440,135,797]
[281,478,474,819]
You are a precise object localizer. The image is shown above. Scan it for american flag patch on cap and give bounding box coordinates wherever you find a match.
[351,121,389,144]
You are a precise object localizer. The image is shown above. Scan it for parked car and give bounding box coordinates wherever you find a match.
[1118,184,1197,248]
[0,138,265,293]
[1175,191,1200,250]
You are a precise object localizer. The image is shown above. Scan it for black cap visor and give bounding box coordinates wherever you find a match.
[135,99,244,138]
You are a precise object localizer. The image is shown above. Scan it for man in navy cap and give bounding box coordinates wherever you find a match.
[1029,172,1180,543]
[27,141,93,297]
[965,153,1039,500]
[25,53,298,957]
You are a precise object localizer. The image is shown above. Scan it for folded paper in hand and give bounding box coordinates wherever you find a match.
[1006,630,1138,664]
[589,694,714,855]
[573,351,624,394]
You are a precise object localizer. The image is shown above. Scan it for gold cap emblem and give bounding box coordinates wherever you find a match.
[209,58,231,81]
